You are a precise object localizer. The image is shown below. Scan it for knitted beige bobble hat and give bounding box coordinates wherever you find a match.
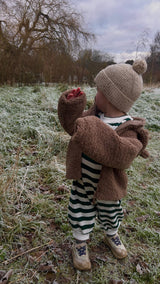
[94,59,147,113]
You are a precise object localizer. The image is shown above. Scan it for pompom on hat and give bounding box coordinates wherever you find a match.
[94,59,147,113]
[132,59,147,74]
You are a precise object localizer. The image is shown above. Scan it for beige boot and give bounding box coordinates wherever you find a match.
[105,233,127,259]
[72,242,91,270]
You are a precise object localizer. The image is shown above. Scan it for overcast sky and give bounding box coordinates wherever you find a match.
[73,0,160,62]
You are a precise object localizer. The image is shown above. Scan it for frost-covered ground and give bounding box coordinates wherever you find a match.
[0,85,159,283]
[0,84,159,173]
[83,85,160,131]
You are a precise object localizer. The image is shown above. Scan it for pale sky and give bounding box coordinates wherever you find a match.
[72,0,160,62]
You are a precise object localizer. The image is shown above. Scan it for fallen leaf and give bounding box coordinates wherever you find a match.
[54,195,63,201]
[96,255,108,262]
[136,263,143,275]
[136,215,149,223]
[43,191,50,195]
[123,208,127,216]
[28,255,35,264]
[0,272,5,280]
[126,225,136,233]
[57,184,69,193]
[39,185,50,192]
[38,262,56,273]
[0,270,13,284]
[128,200,136,207]
[129,280,137,284]
[154,211,160,216]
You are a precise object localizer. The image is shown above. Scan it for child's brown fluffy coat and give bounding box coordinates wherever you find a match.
[58,90,149,201]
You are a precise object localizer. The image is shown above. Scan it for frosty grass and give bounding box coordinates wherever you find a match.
[0,84,159,283]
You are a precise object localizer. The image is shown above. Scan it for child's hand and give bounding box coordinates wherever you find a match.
[67,87,84,100]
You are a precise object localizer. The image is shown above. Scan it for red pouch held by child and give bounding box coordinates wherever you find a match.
[67,87,84,100]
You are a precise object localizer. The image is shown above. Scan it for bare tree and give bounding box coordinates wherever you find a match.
[0,0,93,54]
[135,29,150,58]
[0,0,94,83]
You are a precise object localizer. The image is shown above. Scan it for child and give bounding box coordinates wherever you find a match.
[58,59,149,270]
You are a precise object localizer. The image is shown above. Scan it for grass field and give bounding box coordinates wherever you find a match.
[0,85,159,283]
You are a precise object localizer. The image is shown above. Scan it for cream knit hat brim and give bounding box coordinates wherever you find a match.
[94,60,147,113]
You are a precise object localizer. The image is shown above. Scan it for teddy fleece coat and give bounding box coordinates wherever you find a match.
[58,90,149,201]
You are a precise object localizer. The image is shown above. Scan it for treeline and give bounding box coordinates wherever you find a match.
[0,0,160,85]
[0,41,114,85]
[144,31,160,84]
[0,44,114,85]
[0,0,114,85]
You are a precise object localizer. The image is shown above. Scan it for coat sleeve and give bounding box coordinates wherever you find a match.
[72,116,143,170]
[58,90,87,136]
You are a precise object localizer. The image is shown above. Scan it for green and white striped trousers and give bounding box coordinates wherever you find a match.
[68,153,124,241]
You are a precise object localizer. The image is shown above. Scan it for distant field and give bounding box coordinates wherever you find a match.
[0,85,159,283]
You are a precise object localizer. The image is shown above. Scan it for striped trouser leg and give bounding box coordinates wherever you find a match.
[68,179,96,241]
[96,200,124,236]
[68,153,102,241]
